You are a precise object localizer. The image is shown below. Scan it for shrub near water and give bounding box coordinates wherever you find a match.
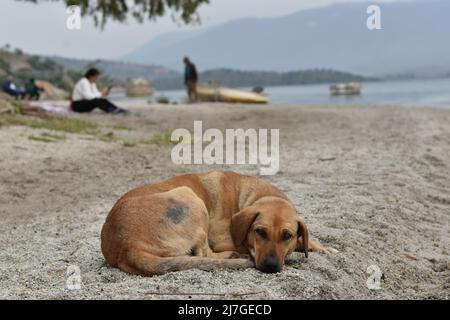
[156,96,170,104]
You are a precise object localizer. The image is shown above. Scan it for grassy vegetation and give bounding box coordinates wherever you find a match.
[119,131,181,148]
[109,124,132,131]
[28,135,56,143]
[40,132,66,141]
[0,113,104,145]
[122,141,138,148]
[29,132,66,143]
[98,131,115,142]
[0,99,23,114]
[116,128,193,148]
[0,112,180,148]
[0,114,99,134]
[145,131,178,146]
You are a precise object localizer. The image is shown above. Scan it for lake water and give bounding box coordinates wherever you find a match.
[115,78,450,108]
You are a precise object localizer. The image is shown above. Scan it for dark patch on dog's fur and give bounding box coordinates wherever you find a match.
[188,247,197,256]
[166,199,189,224]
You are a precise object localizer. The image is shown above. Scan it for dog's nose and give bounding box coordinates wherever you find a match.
[261,256,281,273]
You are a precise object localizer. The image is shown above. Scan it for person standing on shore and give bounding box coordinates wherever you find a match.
[183,57,198,103]
[72,68,127,114]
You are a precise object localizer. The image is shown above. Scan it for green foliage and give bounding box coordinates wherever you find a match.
[156,96,170,104]
[0,49,123,92]
[109,124,132,131]
[147,131,177,146]
[122,141,138,148]
[0,58,10,73]
[14,48,24,56]
[29,132,66,143]
[27,55,60,70]
[28,134,58,143]
[99,131,115,142]
[0,114,99,135]
[21,0,209,28]
[40,132,67,140]
[0,52,67,89]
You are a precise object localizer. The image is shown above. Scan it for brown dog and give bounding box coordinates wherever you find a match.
[101,171,335,276]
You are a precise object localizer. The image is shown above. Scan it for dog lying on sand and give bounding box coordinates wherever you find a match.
[101,171,336,276]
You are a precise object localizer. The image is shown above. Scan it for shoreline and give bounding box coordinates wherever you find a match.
[131,77,450,108]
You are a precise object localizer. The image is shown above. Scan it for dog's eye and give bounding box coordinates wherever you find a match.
[282,232,293,241]
[255,228,267,239]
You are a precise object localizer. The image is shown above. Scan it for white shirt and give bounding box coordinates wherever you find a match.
[72,78,102,101]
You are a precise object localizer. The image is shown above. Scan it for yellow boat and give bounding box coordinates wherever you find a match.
[197,85,268,104]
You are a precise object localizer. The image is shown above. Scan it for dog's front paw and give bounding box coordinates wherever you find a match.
[308,240,339,255]
[319,246,339,254]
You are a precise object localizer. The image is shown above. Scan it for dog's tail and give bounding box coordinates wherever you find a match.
[116,251,254,276]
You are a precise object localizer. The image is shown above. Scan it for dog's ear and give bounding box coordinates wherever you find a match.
[297,218,309,258]
[231,208,260,247]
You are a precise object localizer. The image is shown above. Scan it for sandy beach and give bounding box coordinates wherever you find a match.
[0,102,449,300]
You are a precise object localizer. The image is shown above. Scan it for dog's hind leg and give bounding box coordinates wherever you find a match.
[118,247,254,276]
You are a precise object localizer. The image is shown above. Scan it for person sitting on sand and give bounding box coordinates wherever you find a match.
[2,76,26,100]
[25,78,43,101]
[72,68,127,114]
[183,57,198,103]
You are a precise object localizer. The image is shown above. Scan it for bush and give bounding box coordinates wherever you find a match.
[156,96,170,104]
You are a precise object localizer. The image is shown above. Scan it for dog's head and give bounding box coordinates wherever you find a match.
[230,197,308,273]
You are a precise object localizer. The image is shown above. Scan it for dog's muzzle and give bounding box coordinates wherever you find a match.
[259,255,281,273]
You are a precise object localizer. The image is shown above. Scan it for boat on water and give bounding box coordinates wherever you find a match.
[197,84,268,104]
[329,82,362,96]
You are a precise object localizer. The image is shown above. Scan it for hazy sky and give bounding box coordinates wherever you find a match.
[0,0,398,60]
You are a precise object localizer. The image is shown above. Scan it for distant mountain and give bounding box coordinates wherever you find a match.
[125,28,211,63]
[123,0,450,76]
[51,56,179,82]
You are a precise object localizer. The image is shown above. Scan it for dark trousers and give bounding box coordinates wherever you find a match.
[27,91,40,101]
[186,80,197,103]
[72,98,119,113]
[5,89,26,100]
